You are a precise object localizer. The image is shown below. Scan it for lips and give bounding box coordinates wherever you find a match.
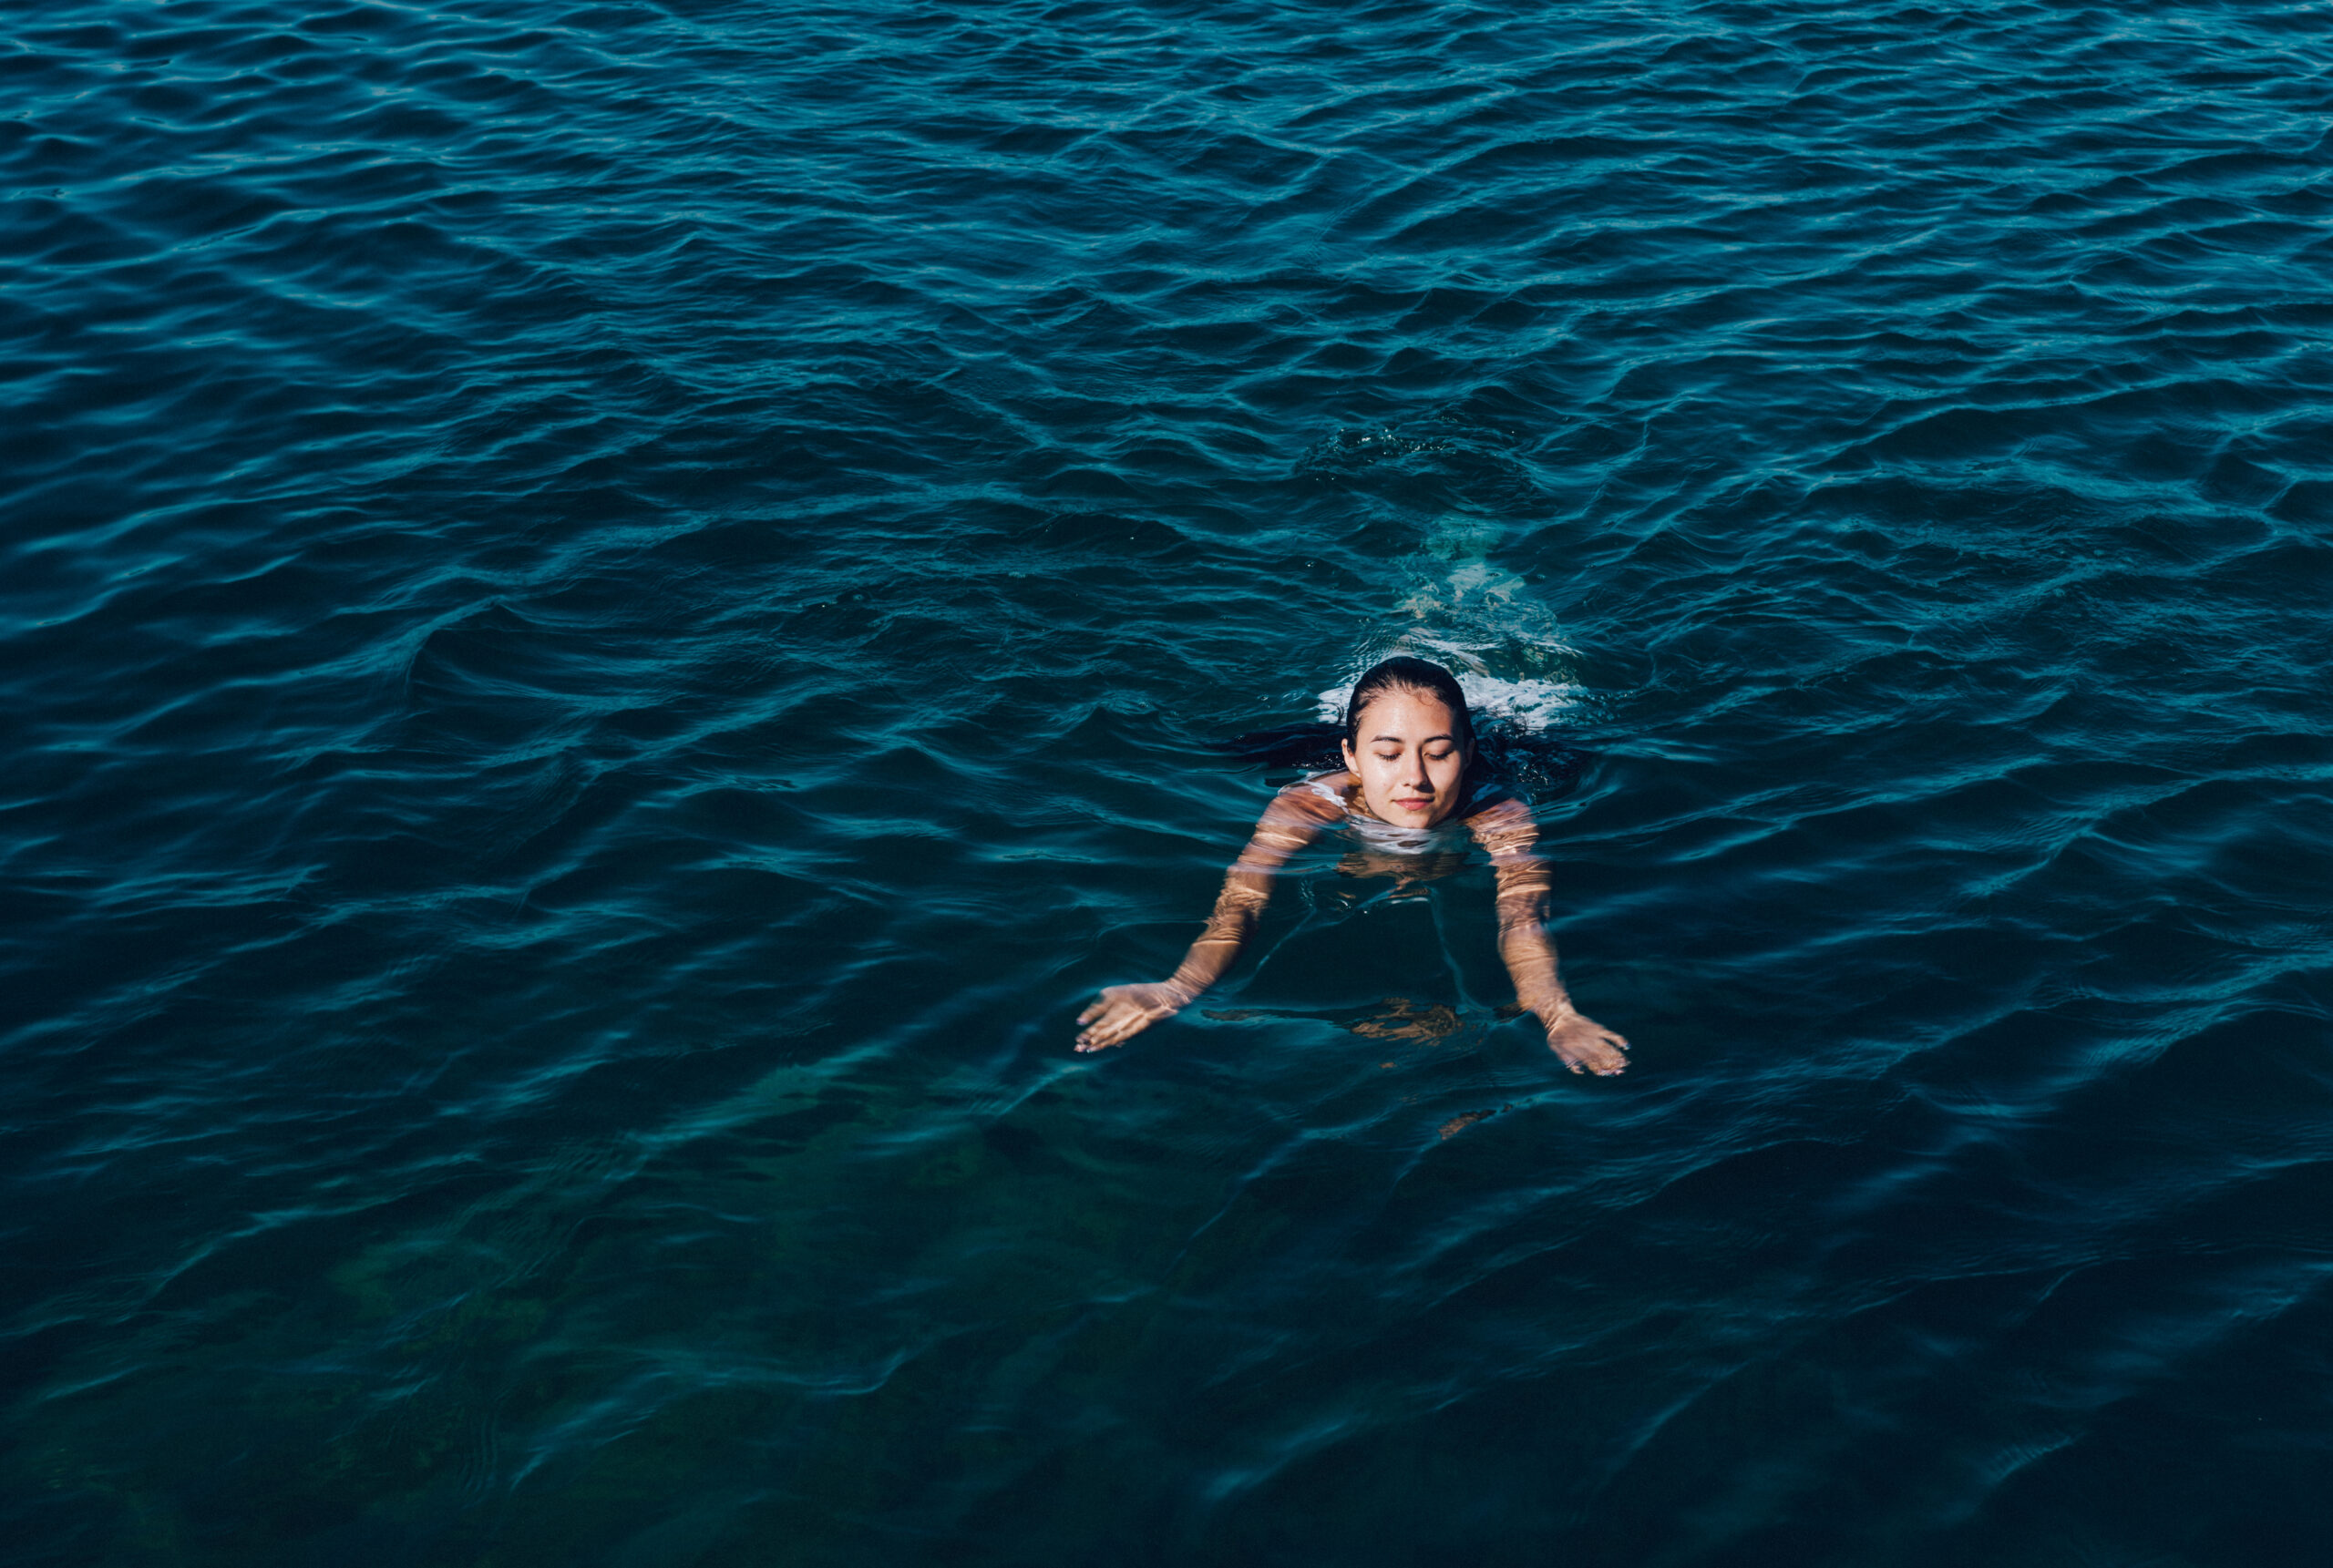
[1392,797,1434,813]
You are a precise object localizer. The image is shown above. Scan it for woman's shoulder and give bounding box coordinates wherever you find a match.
[1238,772,1344,855]
[1273,770,1354,824]
[1459,788,1537,851]
[1460,786,1528,824]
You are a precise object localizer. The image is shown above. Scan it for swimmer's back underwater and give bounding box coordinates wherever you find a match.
[1075,656,1629,1074]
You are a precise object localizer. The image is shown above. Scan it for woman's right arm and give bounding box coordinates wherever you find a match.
[1074,783,1336,1052]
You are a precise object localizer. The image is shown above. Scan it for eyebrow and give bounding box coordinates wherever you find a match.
[1369,733,1456,744]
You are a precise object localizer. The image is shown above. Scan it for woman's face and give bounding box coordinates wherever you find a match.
[1341,688,1470,828]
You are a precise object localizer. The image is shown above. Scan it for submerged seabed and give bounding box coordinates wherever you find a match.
[5,0,2332,1563]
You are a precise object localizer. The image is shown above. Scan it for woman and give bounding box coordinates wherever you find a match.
[1075,656,1629,1075]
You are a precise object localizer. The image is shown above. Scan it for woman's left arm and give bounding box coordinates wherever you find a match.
[1467,798,1629,1076]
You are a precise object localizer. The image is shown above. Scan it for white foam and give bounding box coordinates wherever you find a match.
[1314,517,1588,734]
[1317,671,1584,732]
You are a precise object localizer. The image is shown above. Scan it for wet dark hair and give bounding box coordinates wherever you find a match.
[1341,656,1473,751]
[1221,659,1583,800]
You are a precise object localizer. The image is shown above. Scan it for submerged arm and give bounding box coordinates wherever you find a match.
[1075,784,1333,1052]
[1468,798,1629,1076]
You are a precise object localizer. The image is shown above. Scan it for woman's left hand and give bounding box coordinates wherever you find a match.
[1075,982,1189,1052]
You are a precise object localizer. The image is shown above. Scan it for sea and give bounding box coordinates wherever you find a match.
[5,1,2332,1563]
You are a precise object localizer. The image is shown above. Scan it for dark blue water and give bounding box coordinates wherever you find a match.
[6,0,2332,1562]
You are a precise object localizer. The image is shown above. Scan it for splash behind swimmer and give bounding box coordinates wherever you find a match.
[1075,656,1629,1074]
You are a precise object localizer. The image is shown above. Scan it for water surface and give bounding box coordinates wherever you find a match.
[5,0,2333,1563]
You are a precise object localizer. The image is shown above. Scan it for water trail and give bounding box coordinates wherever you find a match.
[1308,509,1594,799]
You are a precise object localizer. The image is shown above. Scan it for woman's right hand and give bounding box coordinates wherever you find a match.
[1544,1009,1629,1076]
[1075,982,1191,1053]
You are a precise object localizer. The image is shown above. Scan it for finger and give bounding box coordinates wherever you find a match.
[1077,999,1105,1024]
